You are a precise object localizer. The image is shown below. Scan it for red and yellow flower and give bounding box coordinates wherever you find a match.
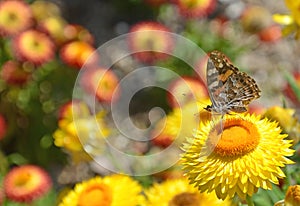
[60,41,98,69]
[0,0,33,36]
[4,165,52,203]
[13,30,55,65]
[128,21,174,63]
[174,0,216,19]
[80,68,120,103]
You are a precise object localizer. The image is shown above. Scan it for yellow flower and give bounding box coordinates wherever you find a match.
[275,185,300,206]
[264,106,300,145]
[151,100,211,147]
[53,111,110,152]
[273,0,300,39]
[30,0,61,21]
[181,113,295,200]
[144,178,232,206]
[59,175,145,206]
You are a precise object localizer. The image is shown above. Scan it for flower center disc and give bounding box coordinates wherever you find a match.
[209,118,260,157]
[168,192,200,206]
[78,183,112,206]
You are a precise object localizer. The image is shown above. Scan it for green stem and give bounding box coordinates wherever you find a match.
[246,196,254,206]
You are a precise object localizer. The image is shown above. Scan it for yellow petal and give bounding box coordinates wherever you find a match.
[273,14,294,25]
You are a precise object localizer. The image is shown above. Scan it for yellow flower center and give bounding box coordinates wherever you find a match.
[14,172,31,187]
[168,192,200,206]
[78,183,112,206]
[208,118,260,157]
[181,0,210,9]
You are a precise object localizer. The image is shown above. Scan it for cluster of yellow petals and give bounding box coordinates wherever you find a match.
[59,175,145,206]
[181,113,295,200]
[152,100,211,147]
[144,178,232,206]
[53,102,110,161]
[264,106,300,145]
[273,0,300,38]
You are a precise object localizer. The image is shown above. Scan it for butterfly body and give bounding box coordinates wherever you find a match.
[205,50,261,115]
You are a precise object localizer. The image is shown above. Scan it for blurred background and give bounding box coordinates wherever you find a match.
[0,0,300,205]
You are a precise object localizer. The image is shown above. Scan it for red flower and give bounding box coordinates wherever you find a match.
[174,0,216,19]
[4,165,52,203]
[1,61,31,85]
[128,21,174,63]
[258,25,282,43]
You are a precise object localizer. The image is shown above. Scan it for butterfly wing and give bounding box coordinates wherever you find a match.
[206,50,261,113]
[206,50,238,111]
[225,71,261,112]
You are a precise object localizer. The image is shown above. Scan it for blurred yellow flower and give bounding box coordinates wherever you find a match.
[273,0,300,39]
[151,99,211,147]
[59,175,145,206]
[53,111,110,152]
[181,113,294,200]
[30,0,61,21]
[144,178,232,206]
[264,106,300,145]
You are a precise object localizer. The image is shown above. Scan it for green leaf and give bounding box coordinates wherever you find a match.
[284,71,300,101]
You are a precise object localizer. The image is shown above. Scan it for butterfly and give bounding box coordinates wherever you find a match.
[205,50,261,115]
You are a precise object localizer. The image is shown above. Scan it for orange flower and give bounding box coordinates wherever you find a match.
[0,0,33,36]
[13,30,55,65]
[128,21,173,63]
[4,165,52,203]
[80,68,120,103]
[60,41,98,69]
[174,0,216,19]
